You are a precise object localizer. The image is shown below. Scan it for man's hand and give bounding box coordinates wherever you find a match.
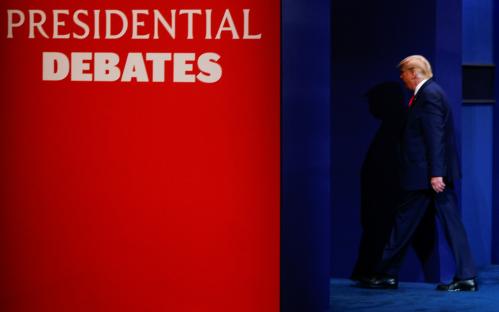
[431,177,446,193]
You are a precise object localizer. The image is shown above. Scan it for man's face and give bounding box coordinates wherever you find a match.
[399,67,415,90]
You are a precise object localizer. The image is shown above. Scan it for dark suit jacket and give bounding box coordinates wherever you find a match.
[399,79,461,190]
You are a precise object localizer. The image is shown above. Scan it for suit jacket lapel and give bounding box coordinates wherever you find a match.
[404,79,432,135]
[411,79,432,107]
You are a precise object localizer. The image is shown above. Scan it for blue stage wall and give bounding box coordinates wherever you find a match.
[282,0,497,310]
[331,0,462,282]
[493,1,499,264]
[462,106,493,267]
[281,0,331,311]
[462,0,494,268]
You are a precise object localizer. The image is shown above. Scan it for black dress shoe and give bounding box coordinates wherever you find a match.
[436,278,478,292]
[360,275,398,289]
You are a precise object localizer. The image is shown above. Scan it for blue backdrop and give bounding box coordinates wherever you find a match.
[493,1,499,264]
[462,0,494,269]
[282,0,498,311]
[328,0,497,284]
[330,0,462,282]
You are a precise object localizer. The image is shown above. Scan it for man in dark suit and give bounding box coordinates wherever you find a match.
[351,82,437,282]
[362,55,478,291]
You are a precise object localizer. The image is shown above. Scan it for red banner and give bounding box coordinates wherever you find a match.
[0,1,279,311]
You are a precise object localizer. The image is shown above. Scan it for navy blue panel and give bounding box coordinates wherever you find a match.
[493,1,499,264]
[436,0,463,149]
[463,0,493,64]
[281,0,331,311]
[461,0,494,268]
[462,105,493,267]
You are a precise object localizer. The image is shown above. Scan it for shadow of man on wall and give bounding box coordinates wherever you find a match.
[351,82,438,282]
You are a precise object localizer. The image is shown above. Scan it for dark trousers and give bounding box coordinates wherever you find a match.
[377,187,476,280]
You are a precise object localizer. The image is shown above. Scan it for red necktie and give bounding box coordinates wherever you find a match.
[408,95,415,107]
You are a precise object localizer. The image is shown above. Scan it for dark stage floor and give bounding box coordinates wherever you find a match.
[330,266,499,312]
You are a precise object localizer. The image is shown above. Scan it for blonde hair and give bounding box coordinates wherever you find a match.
[398,55,433,79]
